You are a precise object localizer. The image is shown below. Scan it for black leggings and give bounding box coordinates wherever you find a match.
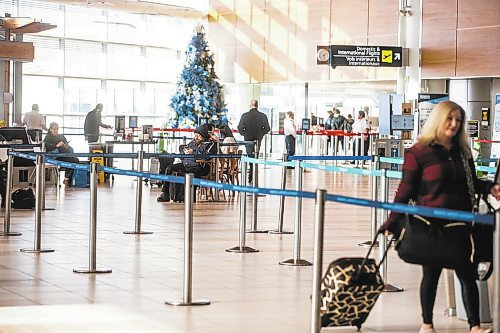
[420,264,479,328]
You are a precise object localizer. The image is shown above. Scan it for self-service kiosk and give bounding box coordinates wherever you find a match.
[375,138,413,170]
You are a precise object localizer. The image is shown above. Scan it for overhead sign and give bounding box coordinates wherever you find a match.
[330,45,403,67]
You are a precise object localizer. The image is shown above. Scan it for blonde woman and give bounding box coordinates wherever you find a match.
[381,101,500,333]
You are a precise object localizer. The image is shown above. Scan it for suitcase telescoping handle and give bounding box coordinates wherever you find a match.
[354,230,393,280]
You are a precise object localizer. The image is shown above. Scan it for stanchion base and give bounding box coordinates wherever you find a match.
[123,231,154,235]
[0,231,22,236]
[444,307,456,317]
[358,240,379,247]
[165,299,210,306]
[42,208,56,211]
[225,246,259,253]
[20,248,55,253]
[73,268,112,274]
[246,229,269,234]
[268,229,293,234]
[383,283,404,292]
[279,258,312,266]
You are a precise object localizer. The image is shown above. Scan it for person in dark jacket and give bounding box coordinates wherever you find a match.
[237,99,270,182]
[44,122,79,186]
[157,126,217,202]
[84,103,112,142]
[380,101,500,333]
[331,109,348,153]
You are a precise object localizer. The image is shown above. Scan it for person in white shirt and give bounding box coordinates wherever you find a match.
[22,104,47,131]
[284,111,297,158]
[352,110,370,158]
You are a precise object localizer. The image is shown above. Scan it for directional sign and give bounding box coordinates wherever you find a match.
[329,45,403,67]
[468,120,479,138]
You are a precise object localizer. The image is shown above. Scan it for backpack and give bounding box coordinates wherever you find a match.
[345,121,353,133]
[11,188,35,209]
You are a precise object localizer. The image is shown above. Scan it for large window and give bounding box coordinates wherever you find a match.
[15,0,203,134]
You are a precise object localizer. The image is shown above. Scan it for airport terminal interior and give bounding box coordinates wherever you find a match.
[0,0,500,332]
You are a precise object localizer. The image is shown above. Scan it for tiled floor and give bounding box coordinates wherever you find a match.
[0,164,491,332]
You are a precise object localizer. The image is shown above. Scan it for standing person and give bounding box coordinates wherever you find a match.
[44,122,79,186]
[324,110,334,154]
[22,104,47,141]
[84,103,112,143]
[331,109,348,154]
[283,111,297,160]
[351,110,370,161]
[237,99,270,183]
[380,101,500,333]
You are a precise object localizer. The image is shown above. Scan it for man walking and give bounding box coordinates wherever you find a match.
[84,103,112,142]
[237,99,270,183]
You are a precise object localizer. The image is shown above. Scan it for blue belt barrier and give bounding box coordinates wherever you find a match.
[145,153,242,159]
[379,157,404,165]
[43,152,138,159]
[300,162,381,176]
[241,156,295,167]
[11,151,492,225]
[289,155,371,161]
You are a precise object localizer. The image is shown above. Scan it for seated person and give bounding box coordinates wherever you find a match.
[43,122,79,186]
[157,125,217,202]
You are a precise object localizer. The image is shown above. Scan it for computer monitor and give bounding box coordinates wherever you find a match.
[302,119,311,131]
[129,116,138,129]
[0,127,31,144]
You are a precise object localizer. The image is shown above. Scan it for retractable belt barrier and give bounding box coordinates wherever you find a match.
[9,151,490,225]
[289,155,371,161]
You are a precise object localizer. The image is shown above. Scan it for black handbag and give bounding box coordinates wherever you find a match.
[394,214,473,269]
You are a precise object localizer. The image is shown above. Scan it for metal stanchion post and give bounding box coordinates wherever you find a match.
[165,174,210,306]
[280,159,312,266]
[226,161,258,253]
[444,269,457,316]
[310,189,326,333]
[360,134,366,169]
[493,210,500,333]
[124,151,152,235]
[378,169,403,292]
[0,154,21,236]
[214,142,221,201]
[74,163,112,274]
[269,153,293,234]
[248,140,267,233]
[20,155,54,253]
[359,155,379,247]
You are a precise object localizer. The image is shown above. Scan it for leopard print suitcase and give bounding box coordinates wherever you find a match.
[320,257,385,329]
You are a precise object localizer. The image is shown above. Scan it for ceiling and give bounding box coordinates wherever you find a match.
[41,0,207,18]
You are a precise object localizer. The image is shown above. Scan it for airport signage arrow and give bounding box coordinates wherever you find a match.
[329,45,403,68]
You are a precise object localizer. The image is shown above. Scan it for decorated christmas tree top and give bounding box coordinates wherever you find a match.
[170,25,228,128]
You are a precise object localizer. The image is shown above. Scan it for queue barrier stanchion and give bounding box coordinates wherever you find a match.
[0,154,21,236]
[378,169,403,292]
[248,140,268,233]
[20,155,54,253]
[226,161,259,253]
[74,162,112,274]
[214,142,221,201]
[165,174,210,306]
[493,210,500,333]
[124,150,152,235]
[310,188,326,333]
[269,153,293,235]
[280,159,312,266]
[359,155,379,247]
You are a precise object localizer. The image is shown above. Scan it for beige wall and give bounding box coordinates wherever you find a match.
[209,0,500,83]
[421,0,500,78]
[208,0,399,83]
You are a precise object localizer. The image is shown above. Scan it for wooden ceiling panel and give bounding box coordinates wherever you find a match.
[422,0,457,34]
[368,0,398,39]
[458,0,500,29]
[456,26,500,77]
[209,0,234,15]
[421,30,456,78]
[331,0,368,43]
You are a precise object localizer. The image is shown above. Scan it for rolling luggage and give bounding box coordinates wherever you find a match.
[147,157,162,187]
[320,236,389,329]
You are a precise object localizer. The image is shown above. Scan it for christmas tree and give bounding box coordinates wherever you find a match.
[170,25,228,128]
